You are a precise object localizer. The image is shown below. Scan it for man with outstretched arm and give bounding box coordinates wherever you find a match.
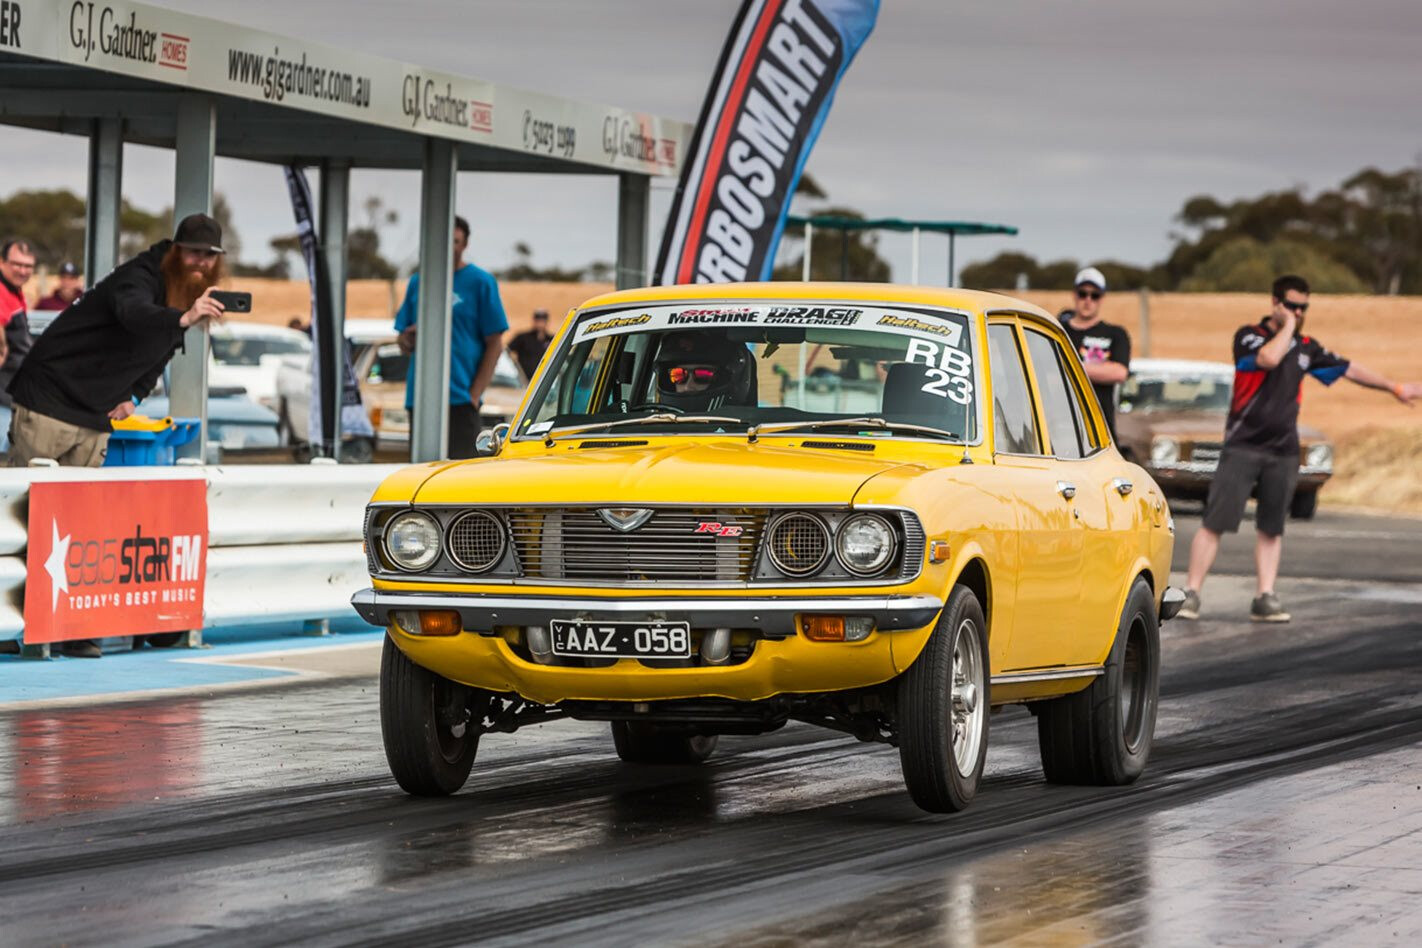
[1179,274,1418,623]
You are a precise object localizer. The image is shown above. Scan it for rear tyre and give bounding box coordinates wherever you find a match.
[380,635,485,796]
[1037,578,1160,785]
[143,632,184,648]
[897,584,990,813]
[611,722,718,764]
[1289,489,1318,520]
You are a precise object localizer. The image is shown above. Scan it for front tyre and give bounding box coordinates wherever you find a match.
[897,584,990,813]
[380,635,485,796]
[1037,577,1160,786]
[611,722,718,764]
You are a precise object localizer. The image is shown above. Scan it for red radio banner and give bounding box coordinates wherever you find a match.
[23,479,208,644]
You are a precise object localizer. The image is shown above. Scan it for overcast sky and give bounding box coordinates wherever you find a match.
[7,0,1422,287]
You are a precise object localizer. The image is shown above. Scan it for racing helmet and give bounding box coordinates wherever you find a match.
[653,330,756,412]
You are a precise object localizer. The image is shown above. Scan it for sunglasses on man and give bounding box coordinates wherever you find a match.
[1279,299,1309,314]
[1075,288,1102,301]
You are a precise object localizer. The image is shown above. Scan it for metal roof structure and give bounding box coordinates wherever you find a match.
[0,0,691,461]
[785,214,1018,286]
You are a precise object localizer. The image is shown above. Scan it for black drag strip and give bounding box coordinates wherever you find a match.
[1,552,1419,944]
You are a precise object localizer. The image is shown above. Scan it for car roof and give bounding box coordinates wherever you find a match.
[345,317,398,343]
[572,281,1054,320]
[211,321,311,342]
[1130,357,1233,378]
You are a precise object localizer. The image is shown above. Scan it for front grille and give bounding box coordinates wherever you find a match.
[506,507,767,583]
[1191,442,1222,463]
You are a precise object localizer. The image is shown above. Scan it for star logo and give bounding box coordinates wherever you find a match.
[44,520,71,611]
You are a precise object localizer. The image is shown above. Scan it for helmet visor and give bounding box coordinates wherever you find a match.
[657,363,726,391]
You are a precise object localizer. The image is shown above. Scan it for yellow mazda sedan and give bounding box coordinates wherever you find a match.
[353,282,1183,814]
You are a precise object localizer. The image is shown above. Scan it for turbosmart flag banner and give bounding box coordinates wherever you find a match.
[23,479,207,644]
[654,0,879,286]
[283,166,371,455]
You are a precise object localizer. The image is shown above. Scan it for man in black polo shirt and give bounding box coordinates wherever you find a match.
[1059,267,1131,438]
[1180,274,1418,622]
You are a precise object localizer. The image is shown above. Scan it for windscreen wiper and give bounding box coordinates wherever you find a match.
[746,416,962,444]
[542,413,743,446]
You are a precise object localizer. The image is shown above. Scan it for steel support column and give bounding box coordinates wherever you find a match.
[84,117,123,283]
[319,159,350,461]
[616,173,649,289]
[410,138,457,463]
[168,96,215,460]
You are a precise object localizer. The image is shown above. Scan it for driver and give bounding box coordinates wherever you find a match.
[653,331,755,412]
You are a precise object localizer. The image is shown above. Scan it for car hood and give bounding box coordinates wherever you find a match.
[1116,411,1328,444]
[409,440,915,507]
[1127,411,1227,440]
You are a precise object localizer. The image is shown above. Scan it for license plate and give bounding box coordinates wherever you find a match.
[549,620,692,659]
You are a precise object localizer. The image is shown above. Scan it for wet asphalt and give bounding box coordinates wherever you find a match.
[0,508,1419,946]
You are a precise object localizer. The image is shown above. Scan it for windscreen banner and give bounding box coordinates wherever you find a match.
[283,165,372,455]
[653,0,879,286]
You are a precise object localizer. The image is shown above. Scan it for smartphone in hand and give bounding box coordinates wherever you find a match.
[210,290,253,313]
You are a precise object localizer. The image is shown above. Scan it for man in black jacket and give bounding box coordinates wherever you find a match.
[6,214,227,658]
[8,214,227,470]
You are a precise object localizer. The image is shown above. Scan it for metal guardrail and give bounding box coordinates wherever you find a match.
[0,463,403,653]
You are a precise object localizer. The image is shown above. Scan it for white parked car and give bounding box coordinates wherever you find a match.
[276,319,525,459]
[208,322,312,413]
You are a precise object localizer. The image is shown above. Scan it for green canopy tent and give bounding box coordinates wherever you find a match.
[785,215,1018,286]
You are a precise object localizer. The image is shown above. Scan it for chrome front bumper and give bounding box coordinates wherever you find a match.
[350,589,945,638]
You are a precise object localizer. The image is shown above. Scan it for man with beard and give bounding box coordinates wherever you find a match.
[6,215,227,656]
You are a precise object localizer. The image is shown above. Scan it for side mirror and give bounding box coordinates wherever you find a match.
[476,422,511,457]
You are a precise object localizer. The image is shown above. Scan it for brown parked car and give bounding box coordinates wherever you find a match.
[1115,358,1332,519]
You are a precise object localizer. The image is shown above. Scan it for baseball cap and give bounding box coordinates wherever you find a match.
[173,213,225,254]
[58,261,79,277]
[1074,266,1107,291]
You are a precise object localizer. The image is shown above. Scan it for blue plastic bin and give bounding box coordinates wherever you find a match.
[104,416,202,466]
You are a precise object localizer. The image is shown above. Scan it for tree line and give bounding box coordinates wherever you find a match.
[960,165,1422,294]
[5,163,1417,293]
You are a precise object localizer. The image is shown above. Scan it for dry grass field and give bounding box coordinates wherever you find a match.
[41,274,1413,511]
[1009,290,1422,513]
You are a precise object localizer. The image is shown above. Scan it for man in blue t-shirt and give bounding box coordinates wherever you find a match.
[394,215,509,458]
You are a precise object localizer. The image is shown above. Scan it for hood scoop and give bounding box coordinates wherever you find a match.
[576,439,651,449]
[800,440,876,452]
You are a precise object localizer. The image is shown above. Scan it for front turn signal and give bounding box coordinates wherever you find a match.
[418,610,462,636]
[802,615,846,642]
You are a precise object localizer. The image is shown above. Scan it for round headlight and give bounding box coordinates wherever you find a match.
[835,513,897,576]
[384,510,441,572]
[1306,444,1333,469]
[1150,437,1179,465]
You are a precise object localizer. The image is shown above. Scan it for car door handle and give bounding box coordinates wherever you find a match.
[1112,478,1133,496]
[1056,480,1076,500]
